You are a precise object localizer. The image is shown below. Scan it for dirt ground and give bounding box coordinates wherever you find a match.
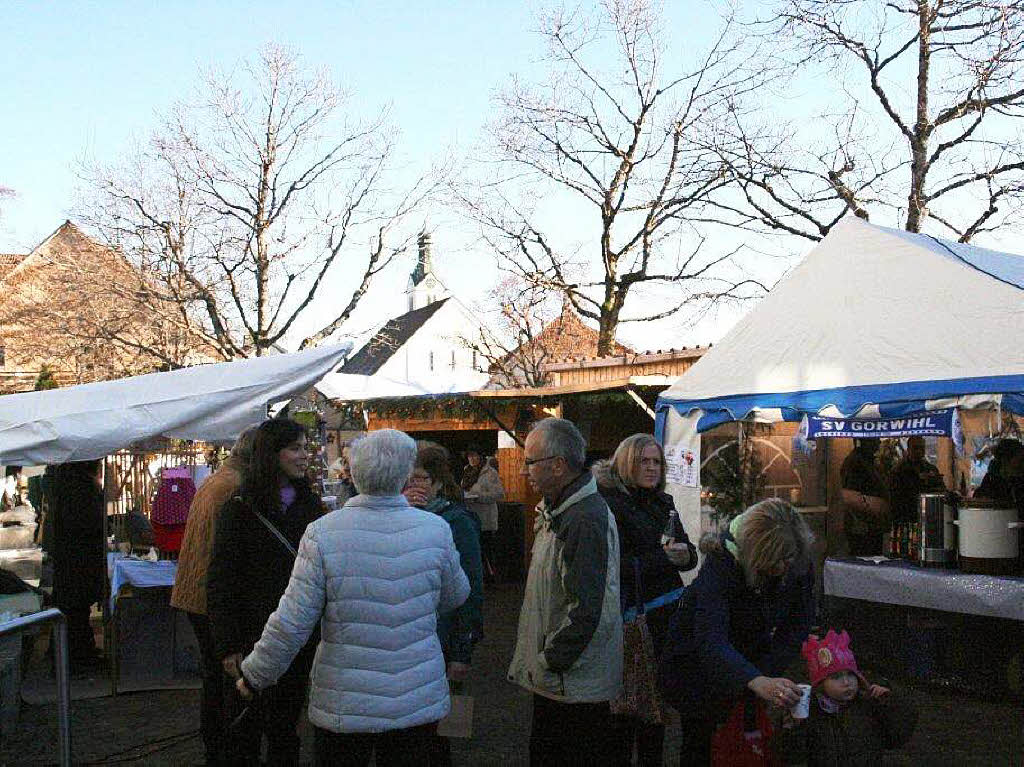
[2,581,1022,765]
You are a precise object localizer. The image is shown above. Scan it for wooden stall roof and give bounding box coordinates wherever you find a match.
[469,375,674,399]
[322,375,674,406]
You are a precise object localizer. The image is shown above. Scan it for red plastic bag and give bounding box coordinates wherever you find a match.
[710,698,781,767]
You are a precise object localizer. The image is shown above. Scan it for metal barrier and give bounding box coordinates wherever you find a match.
[0,608,71,765]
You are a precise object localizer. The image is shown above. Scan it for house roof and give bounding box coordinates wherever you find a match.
[0,254,24,279]
[543,346,707,371]
[527,303,633,359]
[339,298,450,375]
[493,302,633,369]
[472,375,674,399]
[0,220,122,286]
[0,219,221,388]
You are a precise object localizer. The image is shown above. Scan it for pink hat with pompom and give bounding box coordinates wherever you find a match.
[802,629,863,688]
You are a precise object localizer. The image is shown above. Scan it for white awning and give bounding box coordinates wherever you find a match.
[0,343,351,464]
[316,370,490,402]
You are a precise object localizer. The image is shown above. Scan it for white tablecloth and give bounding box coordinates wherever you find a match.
[107,553,177,612]
[824,557,1024,622]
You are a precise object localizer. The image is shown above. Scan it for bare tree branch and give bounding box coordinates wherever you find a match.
[458,0,769,354]
[731,0,1024,239]
[76,44,435,358]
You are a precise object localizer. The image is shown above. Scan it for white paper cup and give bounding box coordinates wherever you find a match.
[791,684,812,719]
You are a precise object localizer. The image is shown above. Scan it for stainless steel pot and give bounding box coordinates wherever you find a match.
[954,505,1023,575]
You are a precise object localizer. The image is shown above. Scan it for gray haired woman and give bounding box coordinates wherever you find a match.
[235,429,470,767]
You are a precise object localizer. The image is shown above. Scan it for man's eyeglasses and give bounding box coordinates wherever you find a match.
[524,455,560,467]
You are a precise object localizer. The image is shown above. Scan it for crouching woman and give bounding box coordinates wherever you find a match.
[659,499,815,767]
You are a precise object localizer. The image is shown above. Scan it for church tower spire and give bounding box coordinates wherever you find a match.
[407,228,445,311]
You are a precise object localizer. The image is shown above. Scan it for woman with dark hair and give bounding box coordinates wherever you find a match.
[460,450,482,492]
[660,499,815,766]
[404,441,483,766]
[593,433,697,767]
[46,460,105,671]
[207,419,322,766]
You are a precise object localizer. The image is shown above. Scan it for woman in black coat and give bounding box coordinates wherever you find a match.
[594,434,697,767]
[207,419,322,766]
[47,460,106,669]
[660,498,815,767]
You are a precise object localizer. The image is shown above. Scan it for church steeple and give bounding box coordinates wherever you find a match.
[410,229,432,287]
[407,228,445,311]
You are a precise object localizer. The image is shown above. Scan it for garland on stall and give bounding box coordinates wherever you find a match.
[369,396,485,421]
[329,390,640,424]
[574,392,634,409]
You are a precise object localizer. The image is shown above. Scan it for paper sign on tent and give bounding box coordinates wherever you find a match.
[665,442,700,488]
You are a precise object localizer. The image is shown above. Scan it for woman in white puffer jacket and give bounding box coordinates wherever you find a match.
[236,429,470,766]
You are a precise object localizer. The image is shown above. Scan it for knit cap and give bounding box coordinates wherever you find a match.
[802,629,863,688]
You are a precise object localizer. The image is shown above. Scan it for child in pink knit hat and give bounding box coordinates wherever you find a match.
[778,629,917,766]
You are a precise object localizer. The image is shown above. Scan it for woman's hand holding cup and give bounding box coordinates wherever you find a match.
[403,485,429,508]
[790,683,812,718]
[748,675,802,708]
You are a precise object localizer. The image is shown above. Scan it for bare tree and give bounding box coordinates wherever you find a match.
[712,0,1024,242]
[78,44,437,359]
[459,0,769,355]
[461,278,563,388]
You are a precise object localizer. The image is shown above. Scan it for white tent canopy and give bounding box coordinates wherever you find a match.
[315,369,490,402]
[655,217,1024,556]
[658,216,1024,430]
[0,343,351,465]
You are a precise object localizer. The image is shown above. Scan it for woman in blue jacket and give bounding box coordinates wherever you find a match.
[404,441,484,766]
[660,498,815,766]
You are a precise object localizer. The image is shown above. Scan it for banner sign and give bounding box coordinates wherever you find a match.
[799,408,961,444]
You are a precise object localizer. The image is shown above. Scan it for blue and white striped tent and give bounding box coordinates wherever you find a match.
[655,216,1024,537]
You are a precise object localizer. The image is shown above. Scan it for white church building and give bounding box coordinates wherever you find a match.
[317,230,490,399]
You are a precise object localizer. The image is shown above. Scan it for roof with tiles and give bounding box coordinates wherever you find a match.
[0,220,217,390]
[0,253,25,279]
[525,302,633,360]
[543,344,711,368]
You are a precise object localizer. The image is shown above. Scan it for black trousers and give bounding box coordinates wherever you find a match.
[425,731,452,766]
[610,715,666,767]
[224,645,314,767]
[313,722,437,767]
[676,714,717,767]
[480,531,497,581]
[59,604,97,662]
[188,612,229,765]
[529,693,612,766]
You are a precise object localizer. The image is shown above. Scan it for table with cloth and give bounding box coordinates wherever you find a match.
[823,557,1024,699]
[106,554,198,694]
[108,554,177,613]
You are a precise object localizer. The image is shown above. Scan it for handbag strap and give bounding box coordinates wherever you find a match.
[251,508,298,558]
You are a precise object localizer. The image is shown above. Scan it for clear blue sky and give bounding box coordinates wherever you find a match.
[0,1,780,350]
[0,1,541,249]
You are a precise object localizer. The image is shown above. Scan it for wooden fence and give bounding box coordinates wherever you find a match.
[103,444,207,518]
